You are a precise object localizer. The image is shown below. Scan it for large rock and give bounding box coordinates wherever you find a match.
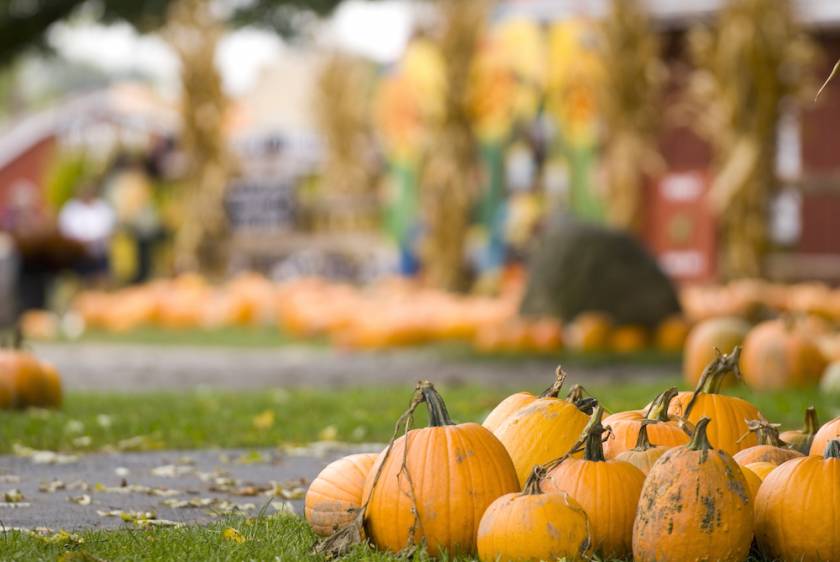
[520,215,680,327]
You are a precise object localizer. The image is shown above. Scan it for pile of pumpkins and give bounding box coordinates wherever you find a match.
[0,347,62,410]
[684,314,840,393]
[305,354,840,561]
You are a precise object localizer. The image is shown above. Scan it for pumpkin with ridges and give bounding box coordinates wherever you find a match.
[733,419,803,465]
[602,387,689,459]
[809,414,840,456]
[305,453,378,537]
[615,421,670,475]
[780,405,819,454]
[482,367,566,432]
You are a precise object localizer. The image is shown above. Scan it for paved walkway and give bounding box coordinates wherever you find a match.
[0,444,379,531]
[33,342,677,392]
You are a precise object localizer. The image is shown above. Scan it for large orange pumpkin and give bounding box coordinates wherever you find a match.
[669,348,762,454]
[745,461,777,481]
[0,350,59,409]
[305,453,378,537]
[602,387,689,459]
[755,439,840,561]
[493,382,590,486]
[739,464,762,504]
[732,419,803,466]
[363,381,519,556]
[482,367,566,433]
[615,421,670,476]
[36,361,63,409]
[809,415,840,456]
[543,406,645,560]
[0,370,14,409]
[682,317,750,387]
[477,468,592,562]
[780,405,819,454]
[741,319,827,390]
[632,418,754,562]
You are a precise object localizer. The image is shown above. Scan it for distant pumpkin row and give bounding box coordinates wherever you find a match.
[0,349,62,410]
[305,354,840,561]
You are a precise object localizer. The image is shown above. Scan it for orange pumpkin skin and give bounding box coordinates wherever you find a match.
[755,441,840,562]
[0,368,16,409]
[477,472,591,562]
[780,406,819,454]
[615,422,670,476]
[669,392,760,454]
[809,415,840,456]
[0,350,50,409]
[543,407,645,560]
[305,453,378,537]
[683,317,750,387]
[741,319,827,390]
[609,325,647,354]
[364,393,519,557]
[482,369,567,433]
[745,461,777,480]
[632,418,753,562]
[494,397,588,486]
[655,315,690,353]
[602,388,688,459]
[567,312,612,352]
[35,361,63,409]
[740,465,762,503]
[732,419,803,466]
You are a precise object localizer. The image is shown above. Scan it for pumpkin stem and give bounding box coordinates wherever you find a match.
[418,380,454,427]
[687,417,713,452]
[644,387,678,422]
[742,419,784,446]
[632,420,656,451]
[684,347,741,418]
[539,366,567,398]
[825,439,840,459]
[582,405,607,462]
[566,384,598,415]
[803,406,819,436]
[522,466,546,495]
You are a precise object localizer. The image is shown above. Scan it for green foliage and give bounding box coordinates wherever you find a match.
[42,150,96,211]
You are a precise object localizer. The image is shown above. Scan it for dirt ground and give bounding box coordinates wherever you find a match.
[33,342,677,392]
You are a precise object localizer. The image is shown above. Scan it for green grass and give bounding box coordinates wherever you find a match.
[55,326,319,348]
[1,382,837,455]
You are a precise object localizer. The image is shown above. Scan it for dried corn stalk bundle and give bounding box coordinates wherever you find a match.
[419,0,488,291]
[688,0,814,279]
[313,53,380,231]
[165,0,234,275]
[598,0,665,232]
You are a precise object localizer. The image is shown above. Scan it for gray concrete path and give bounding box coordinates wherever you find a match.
[0,444,380,531]
[33,342,677,392]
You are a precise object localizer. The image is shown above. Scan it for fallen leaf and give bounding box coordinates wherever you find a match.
[96,414,113,428]
[151,464,195,478]
[318,425,338,441]
[72,436,93,448]
[222,527,246,544]
[114,467,130,477]
[252,410,275,430]
[13,444,78,465]
[68,495,91,506]
[39,480,66,493]
[64,420,85,434]
[271,501,296,515]
[0,475,20,484]
[4,489,24,503]
[234,451,267,465]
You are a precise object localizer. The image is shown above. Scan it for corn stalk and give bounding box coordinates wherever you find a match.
[313,53,379,230]
[419,0,488,291]
[689,0,814,279]
[165,0,234,275]
[599,0,664,232]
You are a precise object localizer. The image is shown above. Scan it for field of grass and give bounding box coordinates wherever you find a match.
[1,381,836,455]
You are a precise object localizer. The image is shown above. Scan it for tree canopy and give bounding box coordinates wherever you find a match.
[0,0,347,62]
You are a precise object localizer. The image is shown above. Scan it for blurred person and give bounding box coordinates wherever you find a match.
[58,182,115,282]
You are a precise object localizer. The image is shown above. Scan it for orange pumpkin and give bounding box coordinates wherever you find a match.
[477,468,592,562]
[741,319,827,390]
[669,348,762,454]
[615,421,670,475]
[482,367,567,433]
[632,418,754,562]
[524,318,563,353]
[809,415,840,456]
[654,315,690,353]
[755,439,840,561]
[305,453,378,537]
[682,317,750,387]
[609,325,647,354]
[567,312,612,352]
[36,361,63,409]
[745,461,777,481]
[543,406,645,560]
[780,405,819,454]
[493,381,590,486]
[602,387,689,459]
[0,350,55,409]
[740,464,762,504]
[0,370,14,409]
[363,381,519,556]
[733,419,803,466]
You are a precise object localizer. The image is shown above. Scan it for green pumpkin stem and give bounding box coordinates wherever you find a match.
[687,417,713,451]
[522,466,546,495]
[632,420,655,451]
[582,406,607,462]
[418,381,454,427]
[644,387,678,422]
[744,419,785,447]
[824,439,840,459]
[567,384,598,415]
[539,366,567,398]
[803,406,819,436]
[684,347,741,418]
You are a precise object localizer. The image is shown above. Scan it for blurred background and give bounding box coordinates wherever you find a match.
[1,0,840,364]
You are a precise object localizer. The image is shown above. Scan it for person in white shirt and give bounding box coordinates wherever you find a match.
[58,183,116,279]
